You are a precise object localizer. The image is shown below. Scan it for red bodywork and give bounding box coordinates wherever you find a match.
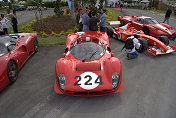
[55,31,123,96]
[111,23,176,56]
[118,16,175,38]
[0,33,38,91]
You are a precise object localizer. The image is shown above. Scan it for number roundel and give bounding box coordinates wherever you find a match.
[74,72,103,90]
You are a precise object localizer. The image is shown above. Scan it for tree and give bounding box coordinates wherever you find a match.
[71,0,76,20]
[54,0,64,16]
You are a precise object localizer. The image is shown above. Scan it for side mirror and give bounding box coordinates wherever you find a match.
[62,53,66,58]
[111,53,115,57]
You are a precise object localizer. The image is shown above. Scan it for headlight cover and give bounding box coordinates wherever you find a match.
[57,74,65,92]
[112,72,120,90]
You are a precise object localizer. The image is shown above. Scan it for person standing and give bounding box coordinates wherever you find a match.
[82,9,90,31]
[163,7,172,24]
[10,13,18,33]
[99,9,106,32]
[0,17,5,36]
[89,11,99,31]
[120,3,123,12]
[76,9,83,31]
[13,8,17,18]
[0,14,9,34]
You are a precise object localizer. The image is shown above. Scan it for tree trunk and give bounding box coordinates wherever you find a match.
[71,0,76,20]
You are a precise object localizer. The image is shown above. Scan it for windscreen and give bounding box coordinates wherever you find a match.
[70,42,105,61]
[0,44,8,57]
[145,18,158,24]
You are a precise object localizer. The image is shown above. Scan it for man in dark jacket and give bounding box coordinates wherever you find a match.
[76,9,83,31]
[10,13,18,33]
[89,11,99,31]
[163,7,172,24]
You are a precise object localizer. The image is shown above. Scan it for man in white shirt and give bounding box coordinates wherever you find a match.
[122,35,141,60]
[0,14,9,34]
[0,17,4,36]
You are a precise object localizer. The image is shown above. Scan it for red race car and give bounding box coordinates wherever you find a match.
[118,16,175,38]
[0,33,38,91]
[55,32,123,96]
[106,22,176,56]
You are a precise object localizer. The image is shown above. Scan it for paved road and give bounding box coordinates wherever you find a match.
[0,9,176,118]
[1,9,54,32]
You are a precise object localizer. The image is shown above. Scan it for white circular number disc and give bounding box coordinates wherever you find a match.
[78,72,99,90]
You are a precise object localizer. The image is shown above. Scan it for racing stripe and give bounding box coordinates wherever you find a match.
[156,24,172,35]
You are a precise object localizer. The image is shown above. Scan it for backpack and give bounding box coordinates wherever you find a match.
[121,38,134,51]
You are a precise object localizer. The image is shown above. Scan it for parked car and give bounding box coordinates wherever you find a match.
[0,33,38,91]
[106,21,176,56]
[118,16,175,39]
[54,32,123,96]
[15,5,26,11]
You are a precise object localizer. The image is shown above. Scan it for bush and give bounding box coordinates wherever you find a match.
[59,31,65,35]
[40,32,48,38]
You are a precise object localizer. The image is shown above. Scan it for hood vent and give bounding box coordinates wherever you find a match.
[76,61,101,71]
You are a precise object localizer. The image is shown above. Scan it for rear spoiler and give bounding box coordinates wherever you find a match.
[108,21,121,26]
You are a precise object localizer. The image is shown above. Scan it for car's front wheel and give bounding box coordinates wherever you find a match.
[136,38,148,53]
[7,61,18,84]
[142,27,150,35]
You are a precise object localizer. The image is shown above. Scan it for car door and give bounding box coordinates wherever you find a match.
[15,45,29,67]
[131,18,144,30]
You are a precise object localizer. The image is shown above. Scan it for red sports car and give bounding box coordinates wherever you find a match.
[0,33,38,91]
[106,22,176,56]
[55,32,123,96]
[118,16,175,38]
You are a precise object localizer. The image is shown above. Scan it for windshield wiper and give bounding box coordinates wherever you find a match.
[82,51,97,62]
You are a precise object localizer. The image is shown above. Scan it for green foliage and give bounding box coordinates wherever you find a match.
[43,1,56,8]
[74,27,78,32]
[54,0,64,17]
[40,31,48,38]
[59,31,65,35]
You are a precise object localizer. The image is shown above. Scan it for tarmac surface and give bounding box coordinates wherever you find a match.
[0,9,176,118]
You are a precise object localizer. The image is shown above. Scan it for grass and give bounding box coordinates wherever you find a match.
[8,20,33,34]
[110,8,123,21]
[38,36,67,46]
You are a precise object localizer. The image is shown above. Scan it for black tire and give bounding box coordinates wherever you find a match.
[106,26,113,37]
[158,36,169,45]
[142,27,150,35]
[33,38,38,53]
[136,38,148,53]
[120,20,125,26]
[7,61,18,84]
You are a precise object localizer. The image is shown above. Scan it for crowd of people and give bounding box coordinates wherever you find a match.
[0,12,18,36]
[76,8,107,32]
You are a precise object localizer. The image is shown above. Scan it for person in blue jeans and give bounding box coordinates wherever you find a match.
[99,9,106,32]
[122,35,141,60]
[82,9,90,31]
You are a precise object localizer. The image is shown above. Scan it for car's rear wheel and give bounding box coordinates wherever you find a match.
[158,35,169,45]
[7,61,18,84]
[106,26,113,37]
[136,38,148,53]
[142,27,150,35]
[33,38,38,53]
[120,20,125,26]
